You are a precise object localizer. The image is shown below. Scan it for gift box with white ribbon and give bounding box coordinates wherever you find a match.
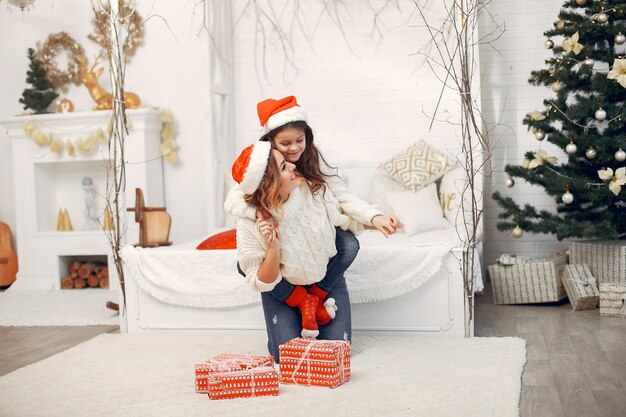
[563,264,599,311]
[279,338,350,388]
[195,353,274,393]
[207,366,279,400]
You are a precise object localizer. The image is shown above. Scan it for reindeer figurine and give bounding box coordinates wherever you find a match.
[80,57,141,111]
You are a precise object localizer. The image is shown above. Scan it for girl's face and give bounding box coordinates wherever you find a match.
[272,149,301,197]
[272,126,306,163]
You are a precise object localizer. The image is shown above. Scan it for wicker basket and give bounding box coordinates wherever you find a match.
[599,283,626,318]
[570,240,626,285]
[562,264,599,311]
[488,254,568,305]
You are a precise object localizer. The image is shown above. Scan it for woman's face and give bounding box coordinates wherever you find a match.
[272,126,306,163]
[272,149,301,197]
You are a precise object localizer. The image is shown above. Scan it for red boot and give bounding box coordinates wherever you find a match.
[285,286,320,338]
[309,284,338,326]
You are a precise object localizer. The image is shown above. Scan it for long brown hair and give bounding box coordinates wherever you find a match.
[243,151,284,219]
[260,121,336,194]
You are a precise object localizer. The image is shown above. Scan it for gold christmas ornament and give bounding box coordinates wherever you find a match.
[551,81,564,92]
[55,98,74,113]
[561,190,574,205]
[34,131,49,146]
[616,33,626,45]
[584,57,594,66]
[36,32,86,91]
[505,176,515,188]
[575,0,587,6]
[96,128,107,142]
[49,138,64,154]
[615,149,626,162]
[596,12,608,24]
[566,141,578,155]
[557,19,565,29]
[512,226,523,239]
[66,140,75,156]
[595,108,607,121]
[545,39,554,49]
[88,3,144,63]
[534,130,546,141]
[585,147,597,159]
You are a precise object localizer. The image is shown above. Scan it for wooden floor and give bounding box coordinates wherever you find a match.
[475,284,626,417]
[1,284,625,416]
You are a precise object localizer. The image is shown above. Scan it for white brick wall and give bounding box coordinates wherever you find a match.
[232,0,569,267]
[231,0,466,163]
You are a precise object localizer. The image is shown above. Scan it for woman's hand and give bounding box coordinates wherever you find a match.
[257,216,280,249]
[371,215,399,238]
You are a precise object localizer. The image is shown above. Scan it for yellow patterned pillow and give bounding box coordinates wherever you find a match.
[379,140,457,191]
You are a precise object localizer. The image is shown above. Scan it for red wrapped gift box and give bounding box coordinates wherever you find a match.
[195,353,274,393]
[208,366,279,400]
[279,338,350,388]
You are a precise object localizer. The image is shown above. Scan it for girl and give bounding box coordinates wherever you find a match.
[231,141,365,361]
[227,96,397,238]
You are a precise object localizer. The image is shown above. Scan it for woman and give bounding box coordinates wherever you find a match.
[232,141,366,361]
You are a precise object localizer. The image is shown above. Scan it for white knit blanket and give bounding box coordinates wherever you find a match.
[121,228,480,308]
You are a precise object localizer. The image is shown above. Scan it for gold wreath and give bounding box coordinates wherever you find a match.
[36,32,86,92]
[88,3,144,63]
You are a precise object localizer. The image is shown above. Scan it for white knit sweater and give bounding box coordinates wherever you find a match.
[224,164,383,225]
[229,183,367,292]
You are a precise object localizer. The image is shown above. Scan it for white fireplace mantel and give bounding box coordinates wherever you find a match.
[0,108,164,291]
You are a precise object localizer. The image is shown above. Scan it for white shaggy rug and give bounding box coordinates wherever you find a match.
[0,333,526,417]
[0,289,119,326]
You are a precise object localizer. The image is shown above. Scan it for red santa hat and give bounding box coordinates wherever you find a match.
[232,141,272,194]
[257,95,308,134]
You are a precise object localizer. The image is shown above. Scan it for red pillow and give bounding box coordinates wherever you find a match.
[196,229,237,250]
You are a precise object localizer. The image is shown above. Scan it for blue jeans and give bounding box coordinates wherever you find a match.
[238,227,360,361]
[261,274,352,362]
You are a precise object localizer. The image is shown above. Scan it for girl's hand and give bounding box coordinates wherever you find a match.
[371,215,399,238]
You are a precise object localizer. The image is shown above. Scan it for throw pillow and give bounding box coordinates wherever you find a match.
[379,140,457,191]
[438,167,465,225]
[196,229,237,250]
[385,183,451,236]
[370,170,408,217]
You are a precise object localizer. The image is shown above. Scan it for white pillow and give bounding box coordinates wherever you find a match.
[385,183,452,236]
[370,170,407,217]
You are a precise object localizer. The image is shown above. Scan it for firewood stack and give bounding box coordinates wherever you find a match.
[61,261,109,289]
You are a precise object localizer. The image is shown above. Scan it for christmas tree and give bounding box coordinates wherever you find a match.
[493,0,626,241]
[19,48,58,114]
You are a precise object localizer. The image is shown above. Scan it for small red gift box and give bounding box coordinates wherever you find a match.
[279,338,350,388]
[195,353,274,393]
[208,366,279,400]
